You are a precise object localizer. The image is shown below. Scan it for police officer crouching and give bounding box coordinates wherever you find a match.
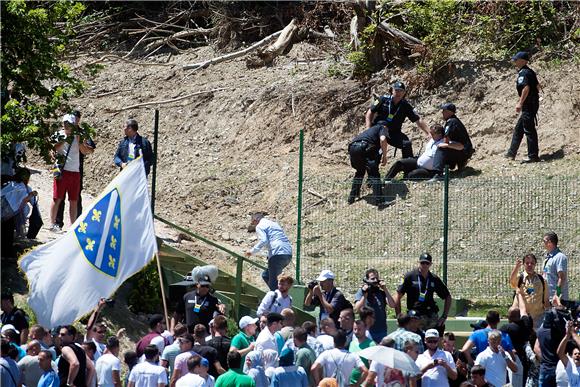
[429,103,474,182]
[347,124,389,206]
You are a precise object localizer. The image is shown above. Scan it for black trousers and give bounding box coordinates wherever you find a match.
[385,130,413,159]
[348,142,382,200]
[508,110,539,158]
[384,157,435,180]
[432,148,469,174]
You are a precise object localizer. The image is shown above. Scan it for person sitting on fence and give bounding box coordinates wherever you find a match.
[246,211,293,291]
[256,275,294,317]
[383,124,445,182]
[509,254,549,329]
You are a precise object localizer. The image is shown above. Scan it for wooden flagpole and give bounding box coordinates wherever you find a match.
[155,252,170,328]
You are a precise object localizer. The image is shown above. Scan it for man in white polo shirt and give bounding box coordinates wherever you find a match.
[474,329,518,387]
[255,313,284,353]
[416,329,457,387]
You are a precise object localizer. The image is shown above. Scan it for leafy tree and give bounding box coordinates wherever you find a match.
[1,0,86,164]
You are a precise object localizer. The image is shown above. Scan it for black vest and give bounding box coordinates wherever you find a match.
[58,343,87,387]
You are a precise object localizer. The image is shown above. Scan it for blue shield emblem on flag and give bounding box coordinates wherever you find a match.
[75,188,122,277]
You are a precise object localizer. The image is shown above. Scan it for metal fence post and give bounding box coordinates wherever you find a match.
[442,165,449,284]
[151,109,159,214]
[295,128,304,284]
[235,256,243,321]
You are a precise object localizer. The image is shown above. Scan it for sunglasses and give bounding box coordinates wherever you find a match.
[426,339,439,344]
[420,261,432,265]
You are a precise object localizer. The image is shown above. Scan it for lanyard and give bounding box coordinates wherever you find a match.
[387,96,401,118]
[417,275,429,294]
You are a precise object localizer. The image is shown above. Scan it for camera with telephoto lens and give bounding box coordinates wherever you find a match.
[308,280,318,290]
[363,278,379,287]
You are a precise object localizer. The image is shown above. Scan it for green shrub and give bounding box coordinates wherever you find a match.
[127,261,162,314]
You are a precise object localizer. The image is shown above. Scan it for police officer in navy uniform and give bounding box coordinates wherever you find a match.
[347,124,388,205]
[393,253,452,335]
[429,103,474,181]
[506,51,540,163]
[365,81,429,159]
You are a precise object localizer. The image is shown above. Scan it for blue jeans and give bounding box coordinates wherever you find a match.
[539,368,556,387]
[262,254,292,290]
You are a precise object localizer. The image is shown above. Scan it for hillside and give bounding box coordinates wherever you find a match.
[25,40,580,301]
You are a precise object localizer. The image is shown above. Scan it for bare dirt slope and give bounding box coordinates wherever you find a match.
[26,42,580,291]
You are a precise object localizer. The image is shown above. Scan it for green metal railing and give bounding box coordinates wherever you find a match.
[154,215,267,320]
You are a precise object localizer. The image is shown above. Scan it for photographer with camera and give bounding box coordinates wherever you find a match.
[354,268,395,343]
[304,270,352,328]
[49,114,94,232]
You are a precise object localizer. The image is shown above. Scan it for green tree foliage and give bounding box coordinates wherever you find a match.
[1,0,85,162]
[366,0,577,79]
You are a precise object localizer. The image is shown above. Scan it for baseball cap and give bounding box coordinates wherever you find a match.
[407,310,420,319]
[425,328,440,339]
[419,253,432,263]
[1,324,19,334]
[239,315,258,329]
[440,103,456,113]
[470,320,488,330]
[511,51,530,61]
[200,358,210,367]
[392,81,406,90]
[62,114,76,125]
[198,274,212,286]
[316,269,335,282]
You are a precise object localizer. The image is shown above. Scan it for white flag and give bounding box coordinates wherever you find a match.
[19,157,158,328]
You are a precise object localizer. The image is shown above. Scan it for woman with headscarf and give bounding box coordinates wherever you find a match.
[243,350,269,387]
[261,349,279,380]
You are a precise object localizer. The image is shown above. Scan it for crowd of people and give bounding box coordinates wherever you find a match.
[2,229,575,387]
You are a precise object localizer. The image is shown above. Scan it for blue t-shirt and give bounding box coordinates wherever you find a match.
[355,288,388,342]
[0,357,21,387]
[38,370,60,387]
[469,328,514,356]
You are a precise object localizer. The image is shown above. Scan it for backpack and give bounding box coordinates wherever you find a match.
[517,273,545,294]
[330,352,348,387]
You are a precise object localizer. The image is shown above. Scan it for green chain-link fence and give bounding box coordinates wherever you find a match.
[299,175,579,303]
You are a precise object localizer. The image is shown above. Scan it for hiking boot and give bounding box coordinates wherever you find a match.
[504,152,515,160]
[521,156,540,164]
[347,195,357,205]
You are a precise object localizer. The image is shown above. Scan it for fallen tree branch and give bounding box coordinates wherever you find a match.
[253,19,298,66]
[144,27,215,52]
[376,20,424,47]
[92,89,132,98]
[183,29,283,70]
[306,189,327,200]
[77,54,176,69]
[106,87,228,112]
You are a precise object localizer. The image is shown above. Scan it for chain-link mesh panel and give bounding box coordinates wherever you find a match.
[299,176,579,303]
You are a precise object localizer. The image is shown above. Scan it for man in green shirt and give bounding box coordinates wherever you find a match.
[349,320,376,385]
[229,316,257,363]
[293,327,317,386]
[215,351,256,387]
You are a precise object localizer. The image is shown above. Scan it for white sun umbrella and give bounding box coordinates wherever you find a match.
[358,346,421,376]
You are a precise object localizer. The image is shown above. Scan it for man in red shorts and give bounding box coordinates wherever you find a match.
[49,114,93,231]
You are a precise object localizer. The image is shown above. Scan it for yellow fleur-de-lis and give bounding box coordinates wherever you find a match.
[113,215,120,230]
[78,221,87,234]
[92,209,102,222]
[108,255,115,268]
[110,235,117,250]
[86,238,95,251]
